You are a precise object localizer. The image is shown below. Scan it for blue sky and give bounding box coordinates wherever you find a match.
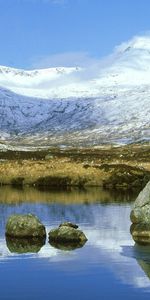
[0,0,150,69]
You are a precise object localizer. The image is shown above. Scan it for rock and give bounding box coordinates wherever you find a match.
[6,236,45,254]
[130,181,150,224]
[49,222,87,245]
[130,181,150,244]
[5,214,46,238]
[59,222,78,229]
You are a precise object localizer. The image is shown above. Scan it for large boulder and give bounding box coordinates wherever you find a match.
[5,214,46,238]
[130,181,150,244]
[49,222,87,246]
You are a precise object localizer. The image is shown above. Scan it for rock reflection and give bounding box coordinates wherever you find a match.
[133,243,150,263]
[0,186,147,291]
[132,244,150,284]
[49,240,87,251]
[130,223,150,245]
[138,260,150,282]
[6,236,46,254]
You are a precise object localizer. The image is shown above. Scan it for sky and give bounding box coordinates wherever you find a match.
[0,0,150,69]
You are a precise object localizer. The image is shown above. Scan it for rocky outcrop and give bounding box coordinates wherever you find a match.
[130,181,150,244]
[48,222,88,247]
[5,214,46,238]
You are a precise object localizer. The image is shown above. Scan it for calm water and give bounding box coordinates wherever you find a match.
[0,186,150,300]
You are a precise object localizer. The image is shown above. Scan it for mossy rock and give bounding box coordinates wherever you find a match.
[130,182,150,244]
[5,214,46,238]
[59,222,78,229]
[49,222,87,245]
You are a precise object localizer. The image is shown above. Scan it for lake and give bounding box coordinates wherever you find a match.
[0,186,150,300]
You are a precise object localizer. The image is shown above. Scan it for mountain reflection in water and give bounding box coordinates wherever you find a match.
[0,186,150,300]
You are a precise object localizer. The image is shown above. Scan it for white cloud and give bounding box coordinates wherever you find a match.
[29,49,120,83]
[31,51,99,69]
[30,34,150,81]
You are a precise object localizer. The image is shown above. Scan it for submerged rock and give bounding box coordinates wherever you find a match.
[5,214,46,238]
[49,222,87,246]
[6,236,45,254]
[130,181,150,244]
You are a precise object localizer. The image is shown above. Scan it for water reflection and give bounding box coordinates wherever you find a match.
[132,243,150,285]
[138,260,150,285]
[121,244,150,288]
[0,186,150,294]
[133,244,150,262]
[49,240,87,251]
[6,236,46,254]
[0,185,137,204]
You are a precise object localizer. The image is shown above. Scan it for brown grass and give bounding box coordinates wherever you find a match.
[0,143,150,190]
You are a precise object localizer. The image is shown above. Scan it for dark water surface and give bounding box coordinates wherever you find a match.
[0,186,150,300]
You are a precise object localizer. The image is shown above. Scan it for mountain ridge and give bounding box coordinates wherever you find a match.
[0,35,150,147]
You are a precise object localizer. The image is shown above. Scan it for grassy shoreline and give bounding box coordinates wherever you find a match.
[0,143,150,191]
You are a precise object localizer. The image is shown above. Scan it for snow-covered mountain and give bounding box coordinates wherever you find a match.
[0,35,150,147]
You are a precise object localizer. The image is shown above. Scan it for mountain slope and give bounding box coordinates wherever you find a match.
[0,35,150,147]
